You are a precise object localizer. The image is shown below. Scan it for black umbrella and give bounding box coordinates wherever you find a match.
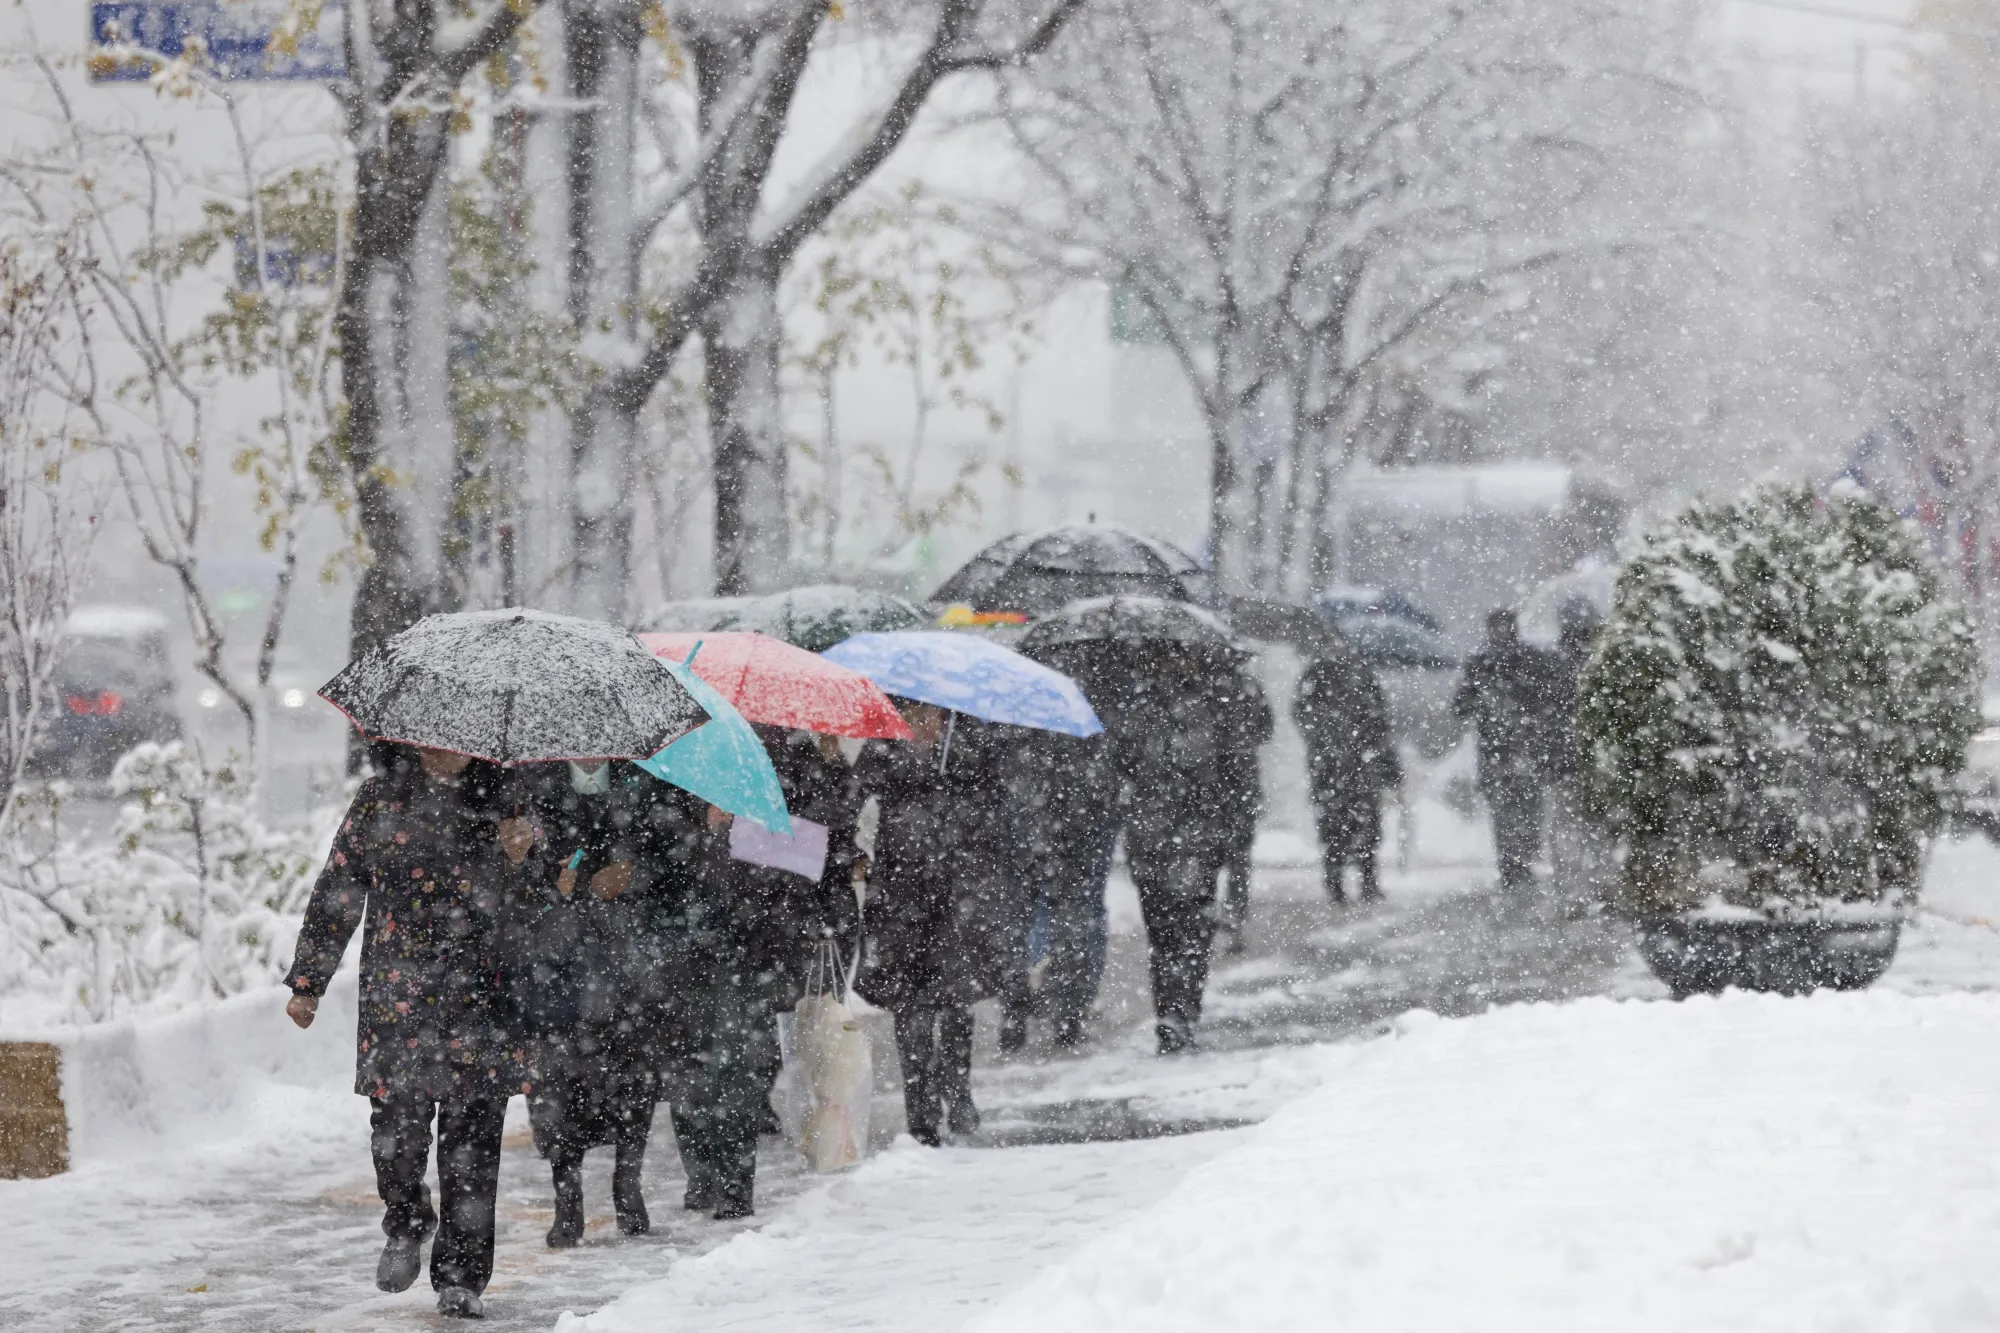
[320,609,708,764]
[928,525,1211,617]
[1019,594,1243,658]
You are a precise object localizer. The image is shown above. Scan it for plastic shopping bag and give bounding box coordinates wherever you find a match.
[777,942,873,1172]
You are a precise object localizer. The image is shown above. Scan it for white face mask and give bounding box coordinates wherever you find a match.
[567,761,611,795]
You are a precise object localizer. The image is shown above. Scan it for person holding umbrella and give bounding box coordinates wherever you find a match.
[286,610,706,1319]
[1019,599,1248,1053]
[824,631,1100,1140]
[638,633,907,1210]
[499,760,704,1247]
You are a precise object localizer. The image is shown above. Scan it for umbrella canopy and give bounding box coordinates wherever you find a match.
[1019,594,1244,658]
[320,609,706,764]
[636,595,755,634]
[928,525,1211,617]
[713,584,927,652]
[823,631,1102,737]
[635,655,791,833]
[639,632,913,740]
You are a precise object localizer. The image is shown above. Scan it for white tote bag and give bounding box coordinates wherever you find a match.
[781,942,873,1172]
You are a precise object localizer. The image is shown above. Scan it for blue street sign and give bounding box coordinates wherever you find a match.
[90,2,346,82]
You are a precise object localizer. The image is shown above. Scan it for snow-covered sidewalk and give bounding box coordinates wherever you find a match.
[971,988,2000,1332]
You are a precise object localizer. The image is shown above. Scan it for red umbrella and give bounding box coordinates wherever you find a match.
[637,631,914,741]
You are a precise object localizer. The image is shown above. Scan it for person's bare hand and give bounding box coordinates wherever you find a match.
[706,805,734,832]
[590,861,634,900]
[557,866,578,898]
[286,993,318,1029]
[498,817,538,865]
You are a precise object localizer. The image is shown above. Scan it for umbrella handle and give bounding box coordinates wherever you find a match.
[939,711,957,775]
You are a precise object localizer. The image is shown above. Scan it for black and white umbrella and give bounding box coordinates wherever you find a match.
[319,609,708,764]
[1018,594,1243,657]
[927,525,1211,617]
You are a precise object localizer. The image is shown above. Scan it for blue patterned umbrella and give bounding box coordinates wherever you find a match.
[822,631,1102,737]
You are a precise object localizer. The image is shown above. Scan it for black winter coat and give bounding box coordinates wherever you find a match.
[1295,656,1401,805]
[1453,638,1562,784]
[285,760,521,1101]
[855,728,1019,1010]
[1117,683,1236,867]
[498,764,703,1063]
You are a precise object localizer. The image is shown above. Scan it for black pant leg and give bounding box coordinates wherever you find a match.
[891,1008,942,1138]
[671,1103,718,1203]
[369,1094,438,1243]
[936,1006,975,1109]
[1043,858,1105,1033]
[1487,780,1545,888]
[430,1098,506,1294]
[1130,857,1219,1027]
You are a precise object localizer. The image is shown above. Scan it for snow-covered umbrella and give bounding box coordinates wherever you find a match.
[927,525,1211,617]
[823,631,1102,737]
[712,584,927,652]
[639,631,914,739]
[1018,594,1244,658]
[319,609,707,764]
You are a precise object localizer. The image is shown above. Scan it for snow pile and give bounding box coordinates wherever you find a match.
[970,989,2000,1333]
[3,972,359,1164]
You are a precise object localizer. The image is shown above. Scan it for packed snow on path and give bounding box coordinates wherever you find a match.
[971,988,2000,1333]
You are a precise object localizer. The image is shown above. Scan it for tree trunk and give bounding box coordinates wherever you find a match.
[705,258,791,596]
[565,0,643,620]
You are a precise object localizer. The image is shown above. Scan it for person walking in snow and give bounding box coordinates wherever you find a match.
[1452,609,1562,893]
[1115,649,1235,1054]
[857,703,1018,1143]
[283,742,518,1321]
[1294,648,1402,905]
[1211,664,1273,950]
[670,728,865,1218]
[500,760,702,1247]
[999,727,1119,1050]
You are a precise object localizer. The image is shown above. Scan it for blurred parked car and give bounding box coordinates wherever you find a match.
[1313,591,1462,760]
[32,606,183,781]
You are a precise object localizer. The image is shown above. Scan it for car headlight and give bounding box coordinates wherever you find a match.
[281,688,306,709]
[198,688,221,709]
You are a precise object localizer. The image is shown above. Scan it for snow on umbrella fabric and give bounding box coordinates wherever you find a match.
[1018,594,1245,658]
[638,631,914,740]
[319,608,706,763]
[928,525,1212,617]
[635,653,792,833]
[822,631,1102,737]
[712,584,927,653]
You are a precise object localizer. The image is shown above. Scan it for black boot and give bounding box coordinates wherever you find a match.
[376,1235,423,1293]
[613,1143,650,1236]
[547,1153,585,1249]
[946,1096,981,1138]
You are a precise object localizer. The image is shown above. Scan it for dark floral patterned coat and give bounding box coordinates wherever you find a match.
[284,759,521,1101]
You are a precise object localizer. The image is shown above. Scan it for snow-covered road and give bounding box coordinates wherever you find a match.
[6,831,2000,1332]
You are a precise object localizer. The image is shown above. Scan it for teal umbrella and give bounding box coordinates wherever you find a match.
[635,651,791,833]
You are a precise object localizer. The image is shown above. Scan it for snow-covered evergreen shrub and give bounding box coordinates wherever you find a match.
[0,743,339,1025]
[1579,483,1980,917]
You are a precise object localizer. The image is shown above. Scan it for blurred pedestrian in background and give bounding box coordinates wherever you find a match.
[1000,727,1119,1048]
[1453,609,1562,893]
[1544,599,1611,904]
[1293,647,1401,905]
[283,743,515,1321]
[1212,663,1273,952]
[1115,649,1234,1054]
